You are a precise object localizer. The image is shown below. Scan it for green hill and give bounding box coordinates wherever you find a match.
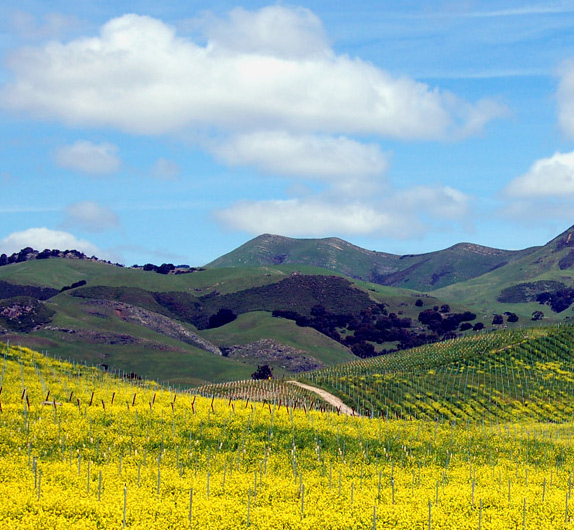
[207,233,537,290]
[202,322,574,423]
[0,256,459,385]
[3,226,574,387]
[433,225,574,322]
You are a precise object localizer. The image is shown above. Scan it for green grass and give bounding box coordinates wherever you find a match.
[0,259,292,295]
[201,311,354,367]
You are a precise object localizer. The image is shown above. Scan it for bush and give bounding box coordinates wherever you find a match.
[251,364,273,380]
[207,308,237,329]
[531,310,544,321]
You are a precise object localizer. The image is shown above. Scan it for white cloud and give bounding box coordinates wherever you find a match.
[151,158,180,181]
[55,140,121,175]
[216,184,471,238]
[216,199,398,237]
[203,6,330,59]
[500,198,574,222]
[212,131,388,193]
[557,60,574,137]
[0,228,100,255]
[395,185,471,219]
[2,8,505,140]
[63,201,120,232]
[505,151,574,197]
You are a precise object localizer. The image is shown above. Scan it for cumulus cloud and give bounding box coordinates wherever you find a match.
[55,140,121,175]
[63,201,120,232]
[212,131,388,193]
[203,6,330,59]
[394,185,471,219]
[505,151,574,197]
[1,8,505,140]
[151,158,181,181]
[0,227,100,255]
[216,185,471,238]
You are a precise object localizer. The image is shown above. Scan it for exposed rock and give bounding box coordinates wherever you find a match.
[82,299,223,355]
[222,339,324,372]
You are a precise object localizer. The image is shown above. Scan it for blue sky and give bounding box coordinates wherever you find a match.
[2,1,574,266]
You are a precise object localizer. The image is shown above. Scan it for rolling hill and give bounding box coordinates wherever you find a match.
[0,254,454,385]
[1,225,574,386]
[207,233,538,290]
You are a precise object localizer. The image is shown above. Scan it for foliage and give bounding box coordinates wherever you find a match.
[0,280,59,300]
[251,364,273,380]
[207,308,237,329]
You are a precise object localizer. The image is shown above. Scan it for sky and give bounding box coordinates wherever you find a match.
[2,1,574,266]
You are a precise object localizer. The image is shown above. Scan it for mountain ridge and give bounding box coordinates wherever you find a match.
[206,232,543,290]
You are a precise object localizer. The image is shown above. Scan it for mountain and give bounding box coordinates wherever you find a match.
[207,233,538,290]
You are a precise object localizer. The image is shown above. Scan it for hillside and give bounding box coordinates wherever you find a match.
[0,255,475,385]
[201,322,574,423]
[434,224,574,320]
[2,225,574,387]
[207,233,537,290]
[3,344,574,528]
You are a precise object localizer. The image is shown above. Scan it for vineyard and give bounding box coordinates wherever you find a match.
[297,325,574,421]
[3,326,574,528]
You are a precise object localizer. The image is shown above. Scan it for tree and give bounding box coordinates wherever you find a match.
[350,341,376,358]
[251,364,273,380]
[492,314,503,325]
[418,309,442,331]
[207,308,237,329]
[415,299,423,307]
[531,310,544,321]
[156,263,175,274]
[506,312,519,323]
[473,322,485,331]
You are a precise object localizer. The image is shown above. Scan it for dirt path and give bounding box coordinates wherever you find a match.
[286,380,356,416]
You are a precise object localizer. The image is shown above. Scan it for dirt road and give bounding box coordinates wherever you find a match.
[286,380,356,415]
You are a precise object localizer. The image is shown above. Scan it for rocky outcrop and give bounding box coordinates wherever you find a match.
[222,339,324,372]
[82,299,223,355]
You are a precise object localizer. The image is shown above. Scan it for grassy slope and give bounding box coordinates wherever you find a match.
[302,325,569,420]
[207,234,537,290]
[7,292,253,386]
[201,311,354,366]
[202,324,574,423]
[433,250,574,324]
[0,260,375,384]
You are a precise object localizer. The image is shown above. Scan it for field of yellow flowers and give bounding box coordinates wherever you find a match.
[2,344,574,529]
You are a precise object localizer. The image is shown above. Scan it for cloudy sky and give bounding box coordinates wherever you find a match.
[2,0,574,265]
